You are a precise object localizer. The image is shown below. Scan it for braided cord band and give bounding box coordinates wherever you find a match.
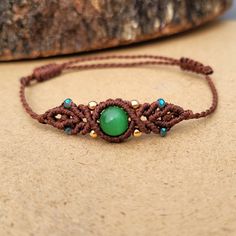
[20,55,218,143]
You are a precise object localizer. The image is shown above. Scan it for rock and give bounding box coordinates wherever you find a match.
[0,0,232,61]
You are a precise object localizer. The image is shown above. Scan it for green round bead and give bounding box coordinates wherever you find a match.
[99,106,129,137]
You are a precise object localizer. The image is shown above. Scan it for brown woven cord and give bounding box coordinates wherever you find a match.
[20,55,218,143]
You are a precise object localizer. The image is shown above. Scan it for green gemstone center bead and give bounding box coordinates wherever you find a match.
[99,106,129,137]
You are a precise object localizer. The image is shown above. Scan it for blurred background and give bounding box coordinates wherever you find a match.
[224,0,235,18]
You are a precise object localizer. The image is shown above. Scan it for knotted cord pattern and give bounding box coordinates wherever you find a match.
[19,54,218,143]
[39,99,192,143]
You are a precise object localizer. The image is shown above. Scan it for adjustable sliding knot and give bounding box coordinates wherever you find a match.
[33,63,63,82]
[180,57,213,75]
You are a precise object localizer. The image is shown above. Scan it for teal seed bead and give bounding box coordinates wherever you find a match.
[64,127,72,135]
[64,98,72,109]
[157,98,166,108]
[160,127,167,137]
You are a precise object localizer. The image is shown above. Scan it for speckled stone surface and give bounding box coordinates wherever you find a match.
[0,0,233,61]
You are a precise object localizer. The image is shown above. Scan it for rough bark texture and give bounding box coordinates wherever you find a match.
[0,0,232,61]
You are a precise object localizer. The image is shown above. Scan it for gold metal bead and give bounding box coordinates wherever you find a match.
[133,129,142,137]
[90,130,98,138]
[131,100,140,109]
[88,101,97,110]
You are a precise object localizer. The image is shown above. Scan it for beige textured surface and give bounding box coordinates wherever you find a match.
[0,21,236,236]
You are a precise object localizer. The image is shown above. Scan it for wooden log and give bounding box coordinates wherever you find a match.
[0,0,232,61]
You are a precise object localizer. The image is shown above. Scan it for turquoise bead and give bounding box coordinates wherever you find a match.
[157,98,166,108]
[64,98,72,109]
[99,106,129,137]
[160,127,167,137]
[64,127,72,135]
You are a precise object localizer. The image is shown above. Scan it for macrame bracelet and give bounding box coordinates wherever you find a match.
[20,55,218,143]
